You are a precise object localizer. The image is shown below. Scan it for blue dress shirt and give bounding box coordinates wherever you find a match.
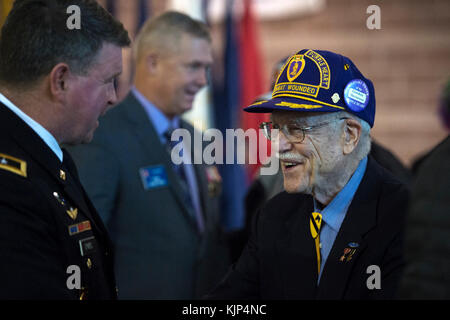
[0,92,63,162]
[315,156,368,282]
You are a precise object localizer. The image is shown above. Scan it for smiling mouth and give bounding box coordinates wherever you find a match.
[185,88,198,97]
[282,161,303,170]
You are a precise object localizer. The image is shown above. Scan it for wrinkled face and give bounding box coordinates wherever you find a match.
[65,43,123,144]
[154,34,212,118]
[272,111,345,194]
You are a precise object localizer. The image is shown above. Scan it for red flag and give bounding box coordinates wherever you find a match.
[238,0,270,180]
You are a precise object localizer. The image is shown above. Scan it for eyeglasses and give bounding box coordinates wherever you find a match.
[259,117,349,143]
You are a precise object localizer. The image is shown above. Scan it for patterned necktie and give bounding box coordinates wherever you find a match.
[164,128,204,232]
[310,211,323,276]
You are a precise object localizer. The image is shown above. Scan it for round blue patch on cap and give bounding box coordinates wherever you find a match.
[344,79,369,112]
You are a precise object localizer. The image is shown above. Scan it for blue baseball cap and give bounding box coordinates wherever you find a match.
[244,49,376,127]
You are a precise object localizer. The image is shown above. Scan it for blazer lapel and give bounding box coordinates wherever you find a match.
[276,194,318,299]
[317,158,380,299]
[122,93,199,231]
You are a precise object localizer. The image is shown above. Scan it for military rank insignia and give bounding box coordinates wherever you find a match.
[0,153,27,177]
[66,207,78,220]
[59,169,66,181]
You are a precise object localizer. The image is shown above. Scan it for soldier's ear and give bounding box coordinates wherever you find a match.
[49,63,71,101]
[343,118,361,155]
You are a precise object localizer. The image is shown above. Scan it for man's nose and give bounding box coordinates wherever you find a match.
[108,83,119,106]
[195,68,208,88]
[273,129,292,154]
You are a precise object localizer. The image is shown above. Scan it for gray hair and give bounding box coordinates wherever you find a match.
[338,111,371,161]
[291,111,371,161]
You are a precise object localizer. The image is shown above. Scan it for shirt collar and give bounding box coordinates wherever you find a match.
[314,156,368,231]
[0,92,63,162]
[131,86,179,143]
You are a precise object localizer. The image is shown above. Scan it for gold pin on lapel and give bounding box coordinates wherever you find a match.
[339,242,359,262]
[53,192,66,206]
[346,249,356,262]
[60,169,66,181]
[66,207,78,220]
[339,248,351,262]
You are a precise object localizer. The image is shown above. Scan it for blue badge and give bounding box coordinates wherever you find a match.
[139,165,169,190]
[344,79,369,112]
[348,242,360,248]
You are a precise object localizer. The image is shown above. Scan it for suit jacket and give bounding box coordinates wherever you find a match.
[399,135,450,299]
[0,103,116,300]
[207,157,409,300]
[68,93,230,299]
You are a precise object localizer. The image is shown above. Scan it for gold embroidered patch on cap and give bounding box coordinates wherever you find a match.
[275,101,323,109]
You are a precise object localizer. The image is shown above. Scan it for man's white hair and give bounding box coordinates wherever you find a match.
[339,111,371,161]
[297,111,371,161]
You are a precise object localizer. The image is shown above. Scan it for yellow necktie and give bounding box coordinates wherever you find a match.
[310,212,323,275]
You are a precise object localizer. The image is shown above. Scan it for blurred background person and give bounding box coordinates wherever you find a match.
[68,11,230,299]
[398,79,450,299]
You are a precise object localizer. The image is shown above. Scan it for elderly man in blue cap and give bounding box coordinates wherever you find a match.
[207,49,409,300]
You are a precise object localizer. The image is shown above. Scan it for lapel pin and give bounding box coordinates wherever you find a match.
[60,169,66,181]
[345,249,357,262]
[53,192,66,206]
[339,248,351,262]
[66,207,78,220]
[339,242,359,262]
[348,242,359,248]
[205,166,222,197]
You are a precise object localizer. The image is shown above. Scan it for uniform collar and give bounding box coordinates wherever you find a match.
[0,92,63,162]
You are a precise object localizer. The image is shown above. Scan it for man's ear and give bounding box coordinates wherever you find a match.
[145,53,159,74]
[49,63,71,101]
[343,118,362,155]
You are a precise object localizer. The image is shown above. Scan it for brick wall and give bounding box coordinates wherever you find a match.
[253,0,450,166]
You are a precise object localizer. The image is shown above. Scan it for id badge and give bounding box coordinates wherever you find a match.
[139,165,169,190]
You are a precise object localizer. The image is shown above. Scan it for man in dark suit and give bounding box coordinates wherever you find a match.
[68,11,230,299]
[0,0,130,299]
[207,49,409,299]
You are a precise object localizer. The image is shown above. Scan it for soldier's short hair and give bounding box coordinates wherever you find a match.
[0,0,130,87]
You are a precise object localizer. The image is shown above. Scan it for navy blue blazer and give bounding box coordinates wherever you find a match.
[207,157,409,299]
